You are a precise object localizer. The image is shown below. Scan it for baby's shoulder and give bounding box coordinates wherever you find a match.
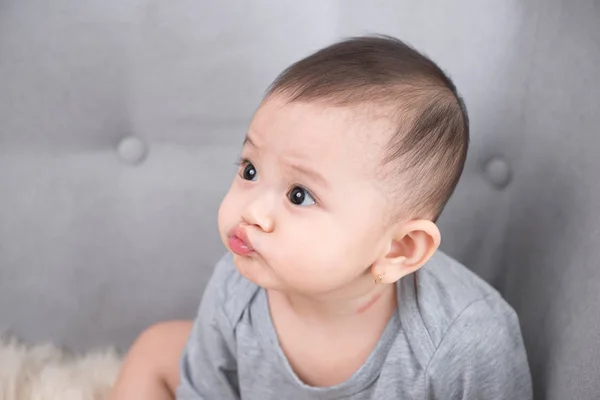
[203,253,260,326]
[404,251,521,357]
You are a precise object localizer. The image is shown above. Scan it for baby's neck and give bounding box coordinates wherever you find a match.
[270,279,398,325]
[267,278,398,388]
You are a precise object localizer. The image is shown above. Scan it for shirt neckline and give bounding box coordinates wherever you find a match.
[252,283,403,399]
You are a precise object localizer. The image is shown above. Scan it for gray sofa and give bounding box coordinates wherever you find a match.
[1,1,599,399]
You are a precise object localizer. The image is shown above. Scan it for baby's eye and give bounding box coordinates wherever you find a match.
[288,186,316,206]
[241,161,257,181]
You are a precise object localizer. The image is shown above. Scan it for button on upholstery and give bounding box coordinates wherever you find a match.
[117,136,148,165]
[485,157,511,189]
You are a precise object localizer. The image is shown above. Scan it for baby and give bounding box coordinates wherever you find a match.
[111,35,532,399]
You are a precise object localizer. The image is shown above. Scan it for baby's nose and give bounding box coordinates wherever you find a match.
[243,195,275,233]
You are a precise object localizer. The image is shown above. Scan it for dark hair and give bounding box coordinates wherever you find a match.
[266,35,469,221]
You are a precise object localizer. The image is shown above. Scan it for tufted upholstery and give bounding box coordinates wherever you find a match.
[1,1,599,399]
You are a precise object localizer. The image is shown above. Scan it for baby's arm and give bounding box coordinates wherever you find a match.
[424,298,532,399]
[111,255,240,399]
[109,320,192,400]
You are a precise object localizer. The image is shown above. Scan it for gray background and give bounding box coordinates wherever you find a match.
[1,1,599,398]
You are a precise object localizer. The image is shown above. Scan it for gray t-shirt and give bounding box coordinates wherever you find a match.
[177,251,532,399]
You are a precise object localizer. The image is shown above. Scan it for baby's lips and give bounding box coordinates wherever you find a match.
[235,225,253,249]
[228,225,255,256]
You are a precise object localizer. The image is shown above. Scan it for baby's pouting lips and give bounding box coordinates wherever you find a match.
[228,225,255,256]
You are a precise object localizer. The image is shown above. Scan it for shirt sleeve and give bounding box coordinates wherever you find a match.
[176,257,240,400]
[424,296,533,400]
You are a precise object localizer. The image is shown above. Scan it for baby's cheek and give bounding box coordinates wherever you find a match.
[217,191,237,232]
[297,229,345,266]
[216,199,228,231]
[274,227,321,263]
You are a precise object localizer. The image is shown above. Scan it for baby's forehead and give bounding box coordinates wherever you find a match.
[253,96,394,153]
[249,99,398,187]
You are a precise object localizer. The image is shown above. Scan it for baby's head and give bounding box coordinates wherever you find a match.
[219,35,469,295]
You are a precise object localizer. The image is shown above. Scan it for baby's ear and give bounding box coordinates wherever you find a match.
[371,220,440,284]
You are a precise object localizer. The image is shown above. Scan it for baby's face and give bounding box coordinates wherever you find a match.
[218,96,394,294]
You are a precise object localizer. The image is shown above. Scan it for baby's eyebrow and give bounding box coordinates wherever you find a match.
[243,133,328,189]
[243,134,257,148]
[286,162,329,189]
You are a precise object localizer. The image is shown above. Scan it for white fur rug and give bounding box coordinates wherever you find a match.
[0,337,122,400]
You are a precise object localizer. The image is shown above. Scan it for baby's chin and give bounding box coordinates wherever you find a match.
[231,252,278,289]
